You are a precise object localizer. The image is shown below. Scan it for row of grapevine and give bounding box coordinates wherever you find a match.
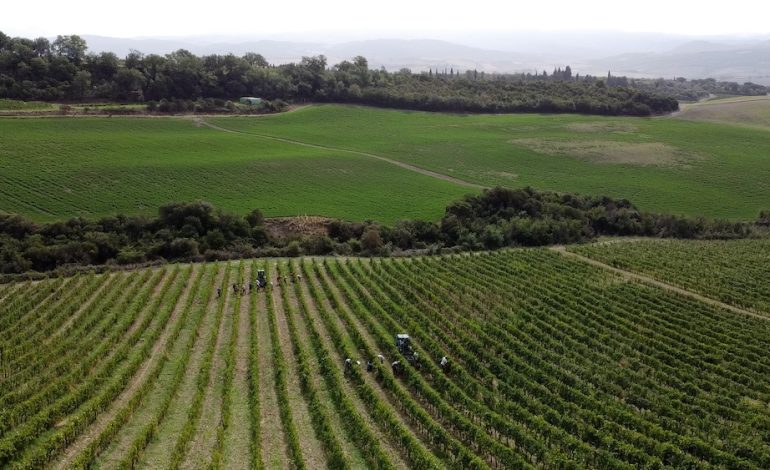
[571,239,770,313]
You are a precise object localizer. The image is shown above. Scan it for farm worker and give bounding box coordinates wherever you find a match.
[377,354,385,364]
[344,358,352,371]
[391,360,401,375]
[366,360,373,372]
[233,283,239,294]
[296,274,303,281]
[440,356,448,368]
[356,360,361,366]
[217,287,221,298]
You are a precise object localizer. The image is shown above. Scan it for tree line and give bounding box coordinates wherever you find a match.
[0,32,680,116]
[1,189,765,278]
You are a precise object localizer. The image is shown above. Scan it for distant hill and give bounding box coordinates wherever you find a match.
[78,34,770,84]
[587,42,770,84]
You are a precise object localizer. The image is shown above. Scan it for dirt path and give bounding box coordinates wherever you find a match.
[182,264,236,468]
[139,264,227,468]
[199,119,486,190]
[551,246,770,322]
[271,266,328,469]
[256,265,290,470]
[54,265,199,468]
[223,264,253,470]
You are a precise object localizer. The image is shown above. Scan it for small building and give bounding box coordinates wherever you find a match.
[239,97,263,106]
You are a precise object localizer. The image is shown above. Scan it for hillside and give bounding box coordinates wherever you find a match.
[676,95,770,129]
[1,242,769,467]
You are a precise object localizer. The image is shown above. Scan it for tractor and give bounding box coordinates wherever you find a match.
[256,269,267,289]
[395,334,417,363]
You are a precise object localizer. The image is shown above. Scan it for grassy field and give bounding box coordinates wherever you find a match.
[676,95,770,130]
[0,117,469,223]
[1,243,770,468]
[211,104,770,220]
[0,99,57,111]
[2,102,770,223]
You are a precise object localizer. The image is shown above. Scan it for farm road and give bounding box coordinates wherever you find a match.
[198,119,487,190]
[552,246,769,322]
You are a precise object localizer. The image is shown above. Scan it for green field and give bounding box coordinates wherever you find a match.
[211,105,770,220]
[677,95,770,130]
[2,243,770,468]
[2,103,770,224]
[572,238,770,312]
[0,117,468,223]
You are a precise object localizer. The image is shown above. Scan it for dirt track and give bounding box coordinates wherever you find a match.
[199,119,487,190]
[551,246,769,322]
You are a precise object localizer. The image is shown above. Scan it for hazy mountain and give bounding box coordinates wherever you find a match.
[79,33,770,84]
[587,42,770,84]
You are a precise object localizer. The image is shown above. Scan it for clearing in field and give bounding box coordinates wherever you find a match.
[509,138,700,167]
[1,240,770,468]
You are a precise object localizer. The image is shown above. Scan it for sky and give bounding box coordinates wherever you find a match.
[3,0,770,38]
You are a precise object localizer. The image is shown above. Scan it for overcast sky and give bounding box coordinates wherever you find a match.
[3,0,770,38]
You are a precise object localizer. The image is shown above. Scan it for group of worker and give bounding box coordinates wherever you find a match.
[344,354,449,376]
[275,273,303,284]
[215,273,304,298]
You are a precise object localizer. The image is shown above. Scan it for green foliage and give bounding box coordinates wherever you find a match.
[1,246,770,467]
[572,239,770,312]
[0,31,676,116]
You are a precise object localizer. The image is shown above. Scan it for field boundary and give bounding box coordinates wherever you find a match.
[198,119,487,190]
[551,246,770,322]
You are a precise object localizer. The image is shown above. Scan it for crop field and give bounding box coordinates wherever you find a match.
[2,246,770,468]
[211,104,770,220]
[0,117,468,224]
[572,239,770,313]
[2,103,770,224]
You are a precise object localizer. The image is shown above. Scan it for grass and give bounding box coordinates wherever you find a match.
[0,117,469,223]
[3,102,770,223]
[0,99,57,111]
[677,95,770,130]
[212,104,770,220]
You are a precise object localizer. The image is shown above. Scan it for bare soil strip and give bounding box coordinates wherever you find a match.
[552,246,770,321]
[139,265,227,468]
[271,266,328,469]
[256,264,290,469]
[181,264,237,468]
[53,265,200,468]
[200,119,486,190]
[223,264,253,470]
[302,264,413,469]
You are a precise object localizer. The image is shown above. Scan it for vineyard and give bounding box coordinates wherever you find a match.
[571,239,770,313]
[2,247,770,468]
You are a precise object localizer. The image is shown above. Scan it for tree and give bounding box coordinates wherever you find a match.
[52,35,87,64]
